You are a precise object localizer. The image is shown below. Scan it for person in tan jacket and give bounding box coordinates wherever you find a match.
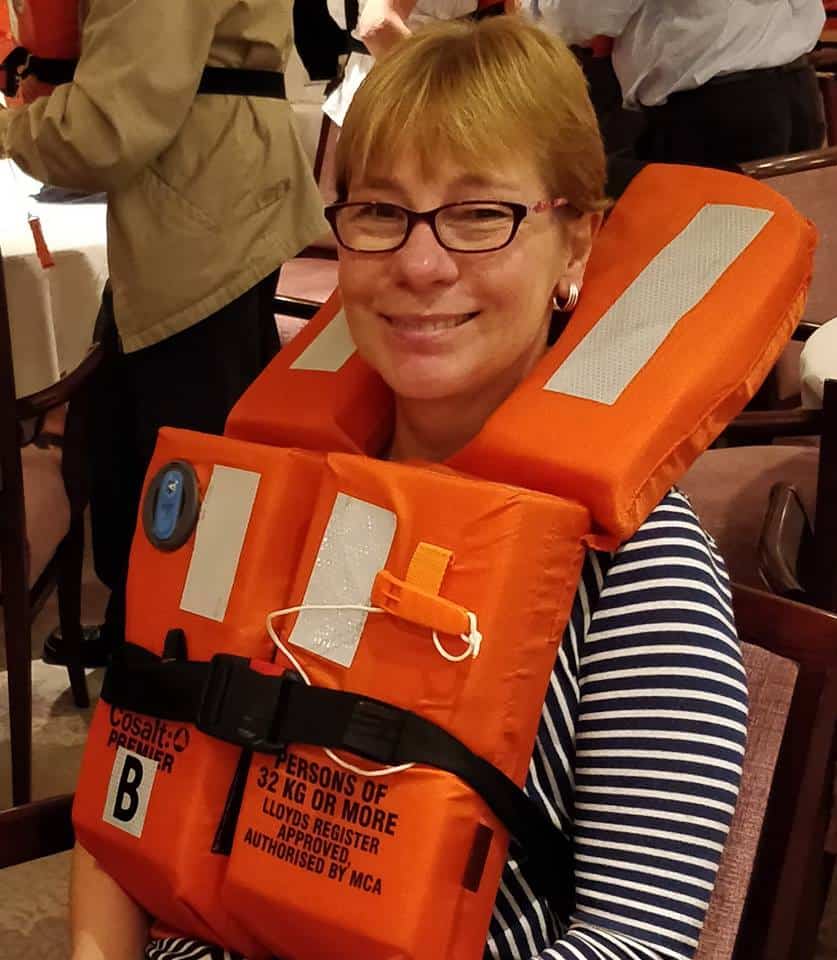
[0,0,326,665]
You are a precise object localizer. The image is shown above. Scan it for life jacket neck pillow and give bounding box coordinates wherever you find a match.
[73,164,814,960]
[228,163,815,548]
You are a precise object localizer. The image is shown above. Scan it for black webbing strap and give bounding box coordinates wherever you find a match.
[102,645,573,914]
[345,0,359,32]
[197,66,286,99]
[343,0,368,55]
[347,36,369,55]
[0,51,284,100]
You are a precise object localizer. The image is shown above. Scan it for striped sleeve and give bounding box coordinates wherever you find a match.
[486,489,748,960]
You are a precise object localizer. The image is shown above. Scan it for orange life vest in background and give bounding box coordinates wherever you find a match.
[72,164,815,960]
[0,0,79,99]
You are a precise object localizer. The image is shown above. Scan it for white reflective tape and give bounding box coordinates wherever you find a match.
[288,493,397,668]
[545,205,773,405]
[179,465,260,621]
[103,748,157,838]
[290,308,355,372]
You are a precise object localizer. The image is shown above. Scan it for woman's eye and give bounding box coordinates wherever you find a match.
[361,203,402,222]
[451,204,511,223]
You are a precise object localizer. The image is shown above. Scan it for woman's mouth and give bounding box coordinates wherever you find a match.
[384,312,478,332]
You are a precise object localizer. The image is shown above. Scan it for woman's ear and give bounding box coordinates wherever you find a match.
[553,211,603,301]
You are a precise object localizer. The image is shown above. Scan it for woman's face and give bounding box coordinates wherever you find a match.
[338,151,593,413]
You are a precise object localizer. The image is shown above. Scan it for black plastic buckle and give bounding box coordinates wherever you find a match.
[343,699,405,765]
[196,653,298,755]
[1,48,28,97]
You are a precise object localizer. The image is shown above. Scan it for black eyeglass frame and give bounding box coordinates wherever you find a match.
[323,198,569,254]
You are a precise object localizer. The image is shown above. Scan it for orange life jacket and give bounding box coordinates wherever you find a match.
[72,164,815,960]
[0,0,79,100]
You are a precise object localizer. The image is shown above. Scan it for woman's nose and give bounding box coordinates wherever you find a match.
[392,221,460,288]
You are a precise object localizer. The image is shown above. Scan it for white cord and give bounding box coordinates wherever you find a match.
[265,600,482,778]
[432,611,483,663]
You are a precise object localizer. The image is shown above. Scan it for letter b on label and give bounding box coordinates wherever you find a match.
[103,747,158,837]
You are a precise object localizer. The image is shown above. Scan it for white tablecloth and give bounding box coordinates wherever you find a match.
[800,315,837,408]
[1,160,107,398]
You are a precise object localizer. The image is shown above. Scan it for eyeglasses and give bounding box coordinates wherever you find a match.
[324,198,569,254]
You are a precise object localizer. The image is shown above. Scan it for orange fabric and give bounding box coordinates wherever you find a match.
[73,430,589,959]
[14,0,79,58]
[0,2,13,57]
[405,541,453,596]
[227,164,816,549]
[225,453,589,960]
[73,431,326,959]
[2,0,80,102]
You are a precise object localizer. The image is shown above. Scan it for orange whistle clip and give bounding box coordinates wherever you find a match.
[371,570,471,636]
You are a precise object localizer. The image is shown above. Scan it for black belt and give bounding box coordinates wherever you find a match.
[702,53,810,89]
[102,641,574,918]
[645,54,811,109]
[197,66,286,99]
[0,48,285,99]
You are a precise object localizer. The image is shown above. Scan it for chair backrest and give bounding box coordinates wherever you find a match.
[812,377,837,609]
[695,642,798,960]
[727,584,837,960]
[741,147,837,327]
[0,243,30,612]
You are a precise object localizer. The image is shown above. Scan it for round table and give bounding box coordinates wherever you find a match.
[1,160,108,398]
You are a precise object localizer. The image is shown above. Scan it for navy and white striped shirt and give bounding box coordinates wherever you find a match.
[146,489,746,960]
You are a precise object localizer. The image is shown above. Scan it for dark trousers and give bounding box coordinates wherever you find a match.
[637,59,826,170]
[88,270,280,645]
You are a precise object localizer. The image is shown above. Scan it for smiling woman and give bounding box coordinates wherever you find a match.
[119,16,748,960]
[319,16,746,960]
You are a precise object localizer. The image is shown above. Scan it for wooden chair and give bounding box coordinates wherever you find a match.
[720,585,837,960]
[0,247,102,806]
[681,372,837,611]
[682,149,837,609]
[0,793,73,869]
[737,146,837,411]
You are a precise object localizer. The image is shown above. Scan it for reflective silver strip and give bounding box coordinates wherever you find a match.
[180,466,261,622]
[545,204,773,405]
[288,493,397,668]
[290,307,355,372]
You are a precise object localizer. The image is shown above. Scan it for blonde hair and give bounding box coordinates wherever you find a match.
[335,16,608,213]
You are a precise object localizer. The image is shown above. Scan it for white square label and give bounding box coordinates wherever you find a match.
[102,747,158,838]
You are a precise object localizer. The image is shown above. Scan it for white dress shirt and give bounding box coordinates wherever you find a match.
[533,0,826,107]
[323,0,477,124]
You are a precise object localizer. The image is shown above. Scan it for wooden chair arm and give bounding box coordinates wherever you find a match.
[0,794,75,869]
[721,407,822,444]
[273,295,321,321]
[739,146,837,179]
[15,340,104,422]
[793,321,822,342]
